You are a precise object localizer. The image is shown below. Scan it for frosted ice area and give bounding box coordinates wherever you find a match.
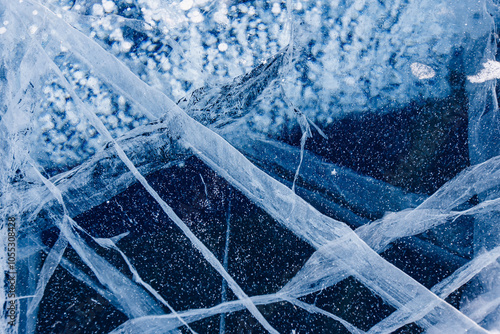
[1,0,500,333]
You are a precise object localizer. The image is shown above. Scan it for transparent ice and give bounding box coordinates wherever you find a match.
[1,0,499,333]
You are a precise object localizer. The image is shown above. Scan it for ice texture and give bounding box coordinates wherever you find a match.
[1,0,500,333]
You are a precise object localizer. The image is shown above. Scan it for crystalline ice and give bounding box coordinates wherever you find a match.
[1,0,500,333]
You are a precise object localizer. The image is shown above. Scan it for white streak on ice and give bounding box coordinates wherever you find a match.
[219,193,231,334]
[62,218,166,317]
[461,288,500,326]
[5,1,498,333]
[433,246,500,299]
[67,79,279,333]
[356,155,500,253]
[285,297,365,334]
[108,292,361,334]
[368,244,500,334]
[94,236,197,334]
[15,6,276,328]
[26,234,68,334]
[30,164,165,318]
[30,2,487,329]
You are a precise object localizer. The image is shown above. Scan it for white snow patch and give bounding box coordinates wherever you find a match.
[468,60,500,83]
[410,62,436,79]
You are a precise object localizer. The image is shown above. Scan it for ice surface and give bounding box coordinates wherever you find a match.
[1,0,500,333]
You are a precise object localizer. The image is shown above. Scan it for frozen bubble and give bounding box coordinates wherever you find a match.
[354,0,365,11]
[120,41,133,52]
[74,71,85,81]
[87,77,100,91]
[60,42,69,52]
[344,76,356,86]
[32,10,38,15]
[66,110,80,126]
[0,27,6,35]
[467,60,500,83]
[272,3,281,14]
[161,60,171,71]
[40,114,55,132]
[118,96,126,106]
[410,62,436,79]
[51,133,67,145]
[218,42,228,52]
[107,115,119,128]
[98,97,113,115]
[238,4,248,13]
[92,4,104,16]
[147,58,156,70]
[102,1,116,13]
[29,25,38,34]
[179,0,193,11]
[110,28,124,42]
[214,7,229,25]
[190,9,204,23]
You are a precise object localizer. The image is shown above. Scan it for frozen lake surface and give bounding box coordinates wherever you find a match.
[1,0,500,333]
